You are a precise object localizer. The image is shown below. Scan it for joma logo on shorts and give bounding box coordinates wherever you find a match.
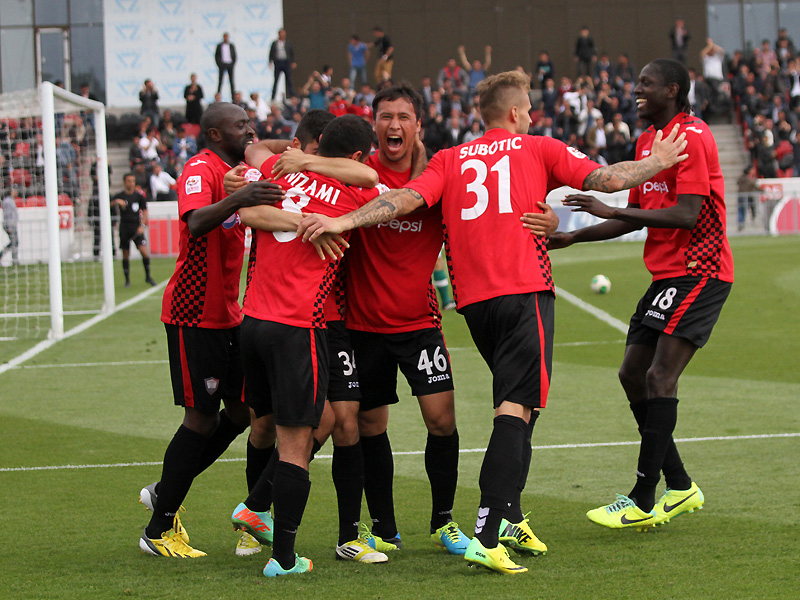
[645,309,665,320]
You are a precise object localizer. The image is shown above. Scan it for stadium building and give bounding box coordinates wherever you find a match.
[1,1,800,108]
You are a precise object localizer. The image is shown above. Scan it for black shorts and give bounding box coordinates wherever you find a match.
[240,316,328,427]
[349,327,454,412]
[461,292,554,410]
[627,276,732,348]
[165,323,244,414]
[119,224,146,250]
[328,321,360,402]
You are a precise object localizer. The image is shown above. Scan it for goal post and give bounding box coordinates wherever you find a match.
[40,82,115,339]
[0,84,114,342]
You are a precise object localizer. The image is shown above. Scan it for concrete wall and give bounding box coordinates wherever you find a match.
[284,0,707,89]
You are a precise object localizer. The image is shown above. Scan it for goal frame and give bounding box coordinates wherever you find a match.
[40,81,114,340]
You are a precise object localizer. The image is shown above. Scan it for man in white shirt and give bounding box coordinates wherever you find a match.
[150,163,177,202]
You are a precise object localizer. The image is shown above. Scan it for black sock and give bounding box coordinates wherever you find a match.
[142,256,151,278]
[631,402,692,491]
[506,413,538,523]
[425,430,459,532]
[475,415,527,548]
[146,425,207,537]
[361,431,397,539]
[272,461,311,570]
[332,443,364,545]
[246,440,275,493]
[309,438,323,463]
[245,446,279,512]
[122,258,130,282]
[629,397,679,512]
[194,410,246,476]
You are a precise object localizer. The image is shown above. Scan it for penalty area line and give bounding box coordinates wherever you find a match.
[555,285,629,334]
[2,432,797,473]
[0,283,165,377]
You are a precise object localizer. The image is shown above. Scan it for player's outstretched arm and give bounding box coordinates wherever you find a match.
[299,188,426,242]
[271,148,379,187]
[582,124,687,193]
[520,202,559,237]
[564,193,703,230]
[187,181,284,238]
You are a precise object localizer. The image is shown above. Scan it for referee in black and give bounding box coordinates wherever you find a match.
[111,173,156,287]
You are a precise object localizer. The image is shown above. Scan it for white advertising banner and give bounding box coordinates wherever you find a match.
[104,0,284,109]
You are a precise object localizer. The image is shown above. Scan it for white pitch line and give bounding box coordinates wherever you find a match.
[0,283,165,377]
[555,285,629,334]
[2,432,797,473]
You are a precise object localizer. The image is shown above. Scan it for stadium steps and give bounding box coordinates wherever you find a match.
[107,143,131,194]
[709,123,761,236]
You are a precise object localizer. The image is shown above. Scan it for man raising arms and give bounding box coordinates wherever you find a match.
[299,71,687,574]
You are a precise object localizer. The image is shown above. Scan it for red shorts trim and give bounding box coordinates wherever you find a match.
[664,277,708,335]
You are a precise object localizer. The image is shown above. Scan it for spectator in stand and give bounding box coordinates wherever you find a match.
[329,91,349,117]
[150,163,177,202]
[335,78,357,103]
[594,53,614,84]
[184,73,204,125]
[577,98,603,139]
[370,27,394,84]
[347,94,374,123]
[139,127,161,163]
[461,119,483,143]
[758,40,778,79]
[535,50,555,90]
[755,131,777,179]
[531,115,556,138]
[422,103,447,155]
[605,113,631,163]
[437,57,469,98]
[269,28,297,100]
[574,26,597,77]
[172,127,197,170]
[443,115,465,148]
[348,34,370,88]
[232,91,248,111]
[132,162,150,200]
[129,134,145,167]
[160,119,178,156]
[701,38,725,84]
[615,54,636,87]
[669,17,690,64]
[541,77,559,118]
[688,68,711,120]
[418,76,434,108]
[248,92,269,122]
[139,79,160,128]
[584,115,607,158]
[458,45,492,99]
[215,32,237,100]
[302,72,329,110]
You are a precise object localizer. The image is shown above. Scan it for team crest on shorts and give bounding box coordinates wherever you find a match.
[204,377,220,394]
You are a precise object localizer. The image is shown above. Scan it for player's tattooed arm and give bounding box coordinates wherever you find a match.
[583,124,688,193]
[298,188,426,242]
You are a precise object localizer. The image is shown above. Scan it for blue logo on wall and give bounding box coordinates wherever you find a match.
[160,27,185,44]
[247,60,268,76]
[115,0,139,12]
[117,52,141,69]
[161,55,187,71]
[245,4,270,20]
[203,12,227,29]
[159,0,183,15]
[115,24,140,41]
[246,32,269,48]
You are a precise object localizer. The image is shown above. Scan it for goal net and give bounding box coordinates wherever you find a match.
[0,83,113,342]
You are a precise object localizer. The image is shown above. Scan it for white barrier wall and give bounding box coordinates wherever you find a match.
[104,0,284,109]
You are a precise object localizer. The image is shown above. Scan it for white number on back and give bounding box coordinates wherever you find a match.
[461,155,511,220]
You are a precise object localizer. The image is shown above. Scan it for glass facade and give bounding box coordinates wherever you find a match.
[0,0,104,101]
[708,0,800,54]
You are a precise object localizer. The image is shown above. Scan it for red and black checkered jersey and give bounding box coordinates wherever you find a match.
[345,154,444,333]
[243,154,385,328]
[628,113,733,283]
[406,129,600,309]
[161,149,246,329]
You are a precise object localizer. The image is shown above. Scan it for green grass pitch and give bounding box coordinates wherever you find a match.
[0,236,798,599]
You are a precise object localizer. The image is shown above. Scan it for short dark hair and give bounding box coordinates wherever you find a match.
[123,173,135,182]
[295,109,335,150]
[318,115,373,159]
[372,81,424,120]
[648,58,692,115]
